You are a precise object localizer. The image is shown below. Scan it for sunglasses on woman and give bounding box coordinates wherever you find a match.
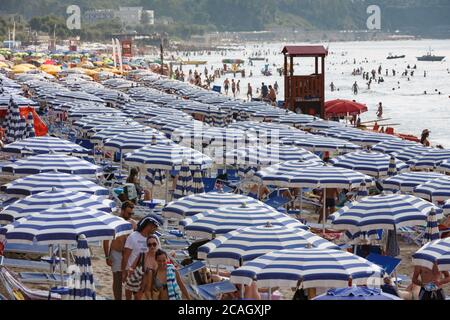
[148,242,158,247]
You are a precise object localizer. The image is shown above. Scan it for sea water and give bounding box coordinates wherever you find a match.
[181,39,450,147]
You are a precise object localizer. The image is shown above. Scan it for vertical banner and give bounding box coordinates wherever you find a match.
[112,38,117,68]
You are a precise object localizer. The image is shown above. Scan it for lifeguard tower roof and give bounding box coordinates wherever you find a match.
[282,46,328,57]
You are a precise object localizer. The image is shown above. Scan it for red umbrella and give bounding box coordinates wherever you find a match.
[325,99,368,117]
[43,59,56,65]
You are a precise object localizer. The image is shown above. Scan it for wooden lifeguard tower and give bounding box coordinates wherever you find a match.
[282,45,328,118]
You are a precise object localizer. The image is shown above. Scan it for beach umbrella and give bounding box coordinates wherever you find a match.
[255,160,324,187]
[0,205,132,245]
[180,204,307,239]
[325,100,368,117]
[103,130,172,154]
[356,181,368,200]
[1,154,102,178]
[382,172,446,193]
[191,169,205,194]
[145,169,166,189]
[198,224,339,267]
[301,120,345,131]
[90,124,147,144]
[229,248,384,290]
[330,194,442,232]
[444,200,450,216]
[25,112,35,138]
[313,287,401,300]
[0,188,115,224]
[2,136,89,155]
[162,192,268,220]
[173,162,193,200]
[387,156,398,177]
[437,159,450,174]
[0,172,108,197]
[68,234,96,300]
[329,151,408,178]
[281,135,360,153]
[413,177,450,203]
[392,145,433,162]
[124,143,213,171]
[4,98,23,143]
[372,140,421,155]
[408,149,450,170]
[412,238,450,272]
[276,113,316,127]
[342,132,401,147]
[423,209,440,244]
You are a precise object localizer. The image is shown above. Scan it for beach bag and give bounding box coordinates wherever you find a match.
[125,253,146,293]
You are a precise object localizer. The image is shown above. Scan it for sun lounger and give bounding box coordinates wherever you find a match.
[179,260,206,278]
[2,257,65,272]
[162,238,192,250]
[18,272,70,284]
[190,281,237,300]
[4,243,51,256]
[366,253,401,276]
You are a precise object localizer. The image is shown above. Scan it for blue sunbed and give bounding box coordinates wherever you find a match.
[366,253,401,275]
[179,261,206,278]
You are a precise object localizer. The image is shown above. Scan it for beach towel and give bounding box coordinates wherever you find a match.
[166,263,182,300]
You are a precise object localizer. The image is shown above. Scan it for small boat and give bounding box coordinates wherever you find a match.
[387,54,405,60]
[249,57,265,61]
[222,59,245,65]
[417,49,445,62]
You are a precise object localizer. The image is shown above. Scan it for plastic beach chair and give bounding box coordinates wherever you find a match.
[366,253,401,275]
[18,272,70,284]
[190,281,237,300]
[179,260,206,278]
[4,243,50,256]
[162,238,192,250]
[2,258,66,272]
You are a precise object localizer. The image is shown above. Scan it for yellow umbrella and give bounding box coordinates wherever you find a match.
[40,64,62,75]
[12,65,32,74]
[0,61,9,68]
[15,63,37,69]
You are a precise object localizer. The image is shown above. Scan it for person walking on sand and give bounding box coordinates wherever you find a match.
[268,85,277,106]
[122,214,161,300]
[274,81,279,94]
[412,263,450,300]
[247,83,253,101]
[103,201,137,300]
[231,79,236,98]
[224,78,230,95]
[236,80,241,95]
[376,102,383,118]
[318,188,339,223]
[420,129,431,147]
[261,82,269,100]
[352,81,359,95]
[330,82,335,92]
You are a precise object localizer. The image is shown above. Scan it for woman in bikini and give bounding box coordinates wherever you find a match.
[147,250,190,300]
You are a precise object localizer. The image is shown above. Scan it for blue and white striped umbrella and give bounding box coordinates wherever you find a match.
[302,120,345,131]
[329,151,408,178]
[255,160,324,187]
[412,238,450,272]
[198,224,339,267]
[162,192,267,219]
[124,143,213,171]
[408,149,450,170]
[2,136,89,155]
[313,287,402,300]
[382,172,446,193]
[0,172,109,197]
[103,131,172,154]
[338,131,401,147]
[180,204,307,239]
[4,101,24,143]
[356,181,368,200]
[90,124,147,144]
[67,234,96,300]
[25,112,35,138]
[0,205,133,245]
[173,163,193,200]
[226,145,321,168]
[0,188,115,224]
[391,145,433,162]
[444,200,450,216]
[281,135,360,153]
[230,248,384,289]
[423,209,440,244]
[2,154,102,178]
[438,159,450,174]
[191,169,205,194]
[145,169,166,188]
[387,155,398,177]
[287,166,374,189]
[372,139,421,155]
[413,177,450,203]
[330,194,442,232]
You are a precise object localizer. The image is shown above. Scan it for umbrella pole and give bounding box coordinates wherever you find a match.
[59,245,64,286]
[165,170,169,202]
[66,244,70,270]
[268,287,272,300]
[323,187,327,234]
[299,188,303,220]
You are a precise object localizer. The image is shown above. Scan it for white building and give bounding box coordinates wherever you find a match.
[115,7,143,27]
